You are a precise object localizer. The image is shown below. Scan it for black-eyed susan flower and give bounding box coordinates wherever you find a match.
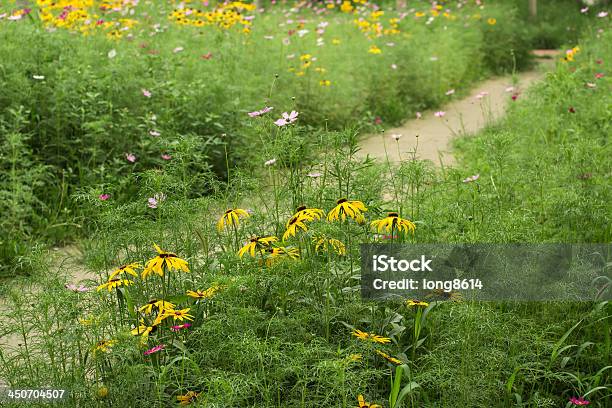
[187,284,221,300]
[314,235,346,255]
[351,329,391,344]
[130,320,158,338]
[327,198,367,223]
[375,350,402,365]
[371,212,416,234]
[97,278,133,292]
[357,394,382,408]
[238,235,278,258]
[93,339,116,353]
[108,262,141,279]
[406,299,429,307]
[217,208,250,232]
[263,246,300,266]
[139,299,175,315]
[177,391,199,406]
[141,244,189,279]
[160,308,194,322]
[283,206,324,241]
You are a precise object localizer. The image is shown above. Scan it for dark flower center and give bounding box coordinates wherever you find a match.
[296,205,307,212]
[159,253,177,259]
[337,198,347,204]
[388,212,399,217]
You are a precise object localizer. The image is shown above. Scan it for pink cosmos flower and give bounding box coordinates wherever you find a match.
[170,323,192,332]
[569,397,590,406]
[462,174,480,183]
[445,89,455,96]
[597,11,608,18]
[65,283,90,293]
[434,111,446,117]
[595,73,604,79]
[142,89,152,97]
[274,111,299,126]
[144,344,165,356]
[147,192,166,209]
[99,194,111,201]
[581,7,588,14]
[248,106,274,117]
[161,154,172,160]
[125,153,137,163]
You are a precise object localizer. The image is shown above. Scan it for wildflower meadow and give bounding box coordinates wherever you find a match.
[0,1,610,407]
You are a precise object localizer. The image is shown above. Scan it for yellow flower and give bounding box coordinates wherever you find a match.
[375,350,402,365]
[332,38,341,45]
[283,216,308,241]
[368,45,382,54]
[139,299,175,315]
[357,394,382,408]
[97,278,133,292]
[93,339,116,353]
[314,236,346,255]
[177,391,199,406]
[327,198,367,223]
[238,236,278,258]
[415,11,425,18]
[406,299,429,307]
[340,1,353,13]
[108,262,141,279]
[282,206,322,241]
[352,329,391,344]
[187,284,222,300]
[158,308,193,324]
[130,320,158,338]
[370,212,416,234]
[319,79,331,87]
[217,208,250,232]
[141,244,189,279]
[263,246,300,266]
[487,18,497,25]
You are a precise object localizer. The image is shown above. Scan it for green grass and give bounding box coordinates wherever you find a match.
[0,1,611,407]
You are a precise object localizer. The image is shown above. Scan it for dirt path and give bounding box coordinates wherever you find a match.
[358,57,556,166]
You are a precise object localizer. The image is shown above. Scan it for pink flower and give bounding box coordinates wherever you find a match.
[99,194,111,201]
[374,117,383,124]
[511,94,519,101]
[170,323,192,332]
[445,89,455,96]
[161,154,172,160]
[125,153,137,163]
[248,106,274,117]
[597,11,608,18]
[142,89,152,98]
[147,192,166,209]
[274,111,299,126]
[65,283,90,292]
[569,397,590,406]
[595,73,604,79]
[580,7,588,14]
[416,112,422,119]
[144,344,165,356]
[434,111,446,117]
[462,174,480,183]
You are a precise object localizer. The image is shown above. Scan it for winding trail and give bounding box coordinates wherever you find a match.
[358,53,557,166]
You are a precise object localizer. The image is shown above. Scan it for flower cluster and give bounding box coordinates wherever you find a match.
[168,2,256,33]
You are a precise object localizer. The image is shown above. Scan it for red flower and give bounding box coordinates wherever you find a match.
[569,396,590,406]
